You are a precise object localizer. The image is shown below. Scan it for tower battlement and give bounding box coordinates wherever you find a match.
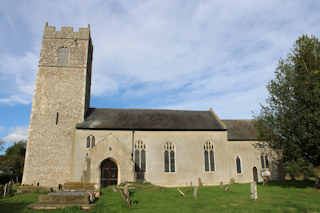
[43,22,90,40]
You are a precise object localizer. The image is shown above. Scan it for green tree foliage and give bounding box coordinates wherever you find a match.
[0,141,26,175]
[254,35,320,175]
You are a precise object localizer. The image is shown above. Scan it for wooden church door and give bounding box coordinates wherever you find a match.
[101,159,118,188]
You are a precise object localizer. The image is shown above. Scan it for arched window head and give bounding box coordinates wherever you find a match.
[204,141,215,172]
[164,141,175,172]
[57,47,69,66]
[236,156,242,173]
[134,140,146,173]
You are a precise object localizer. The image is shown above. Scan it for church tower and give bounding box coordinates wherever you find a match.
[22,23,93,187]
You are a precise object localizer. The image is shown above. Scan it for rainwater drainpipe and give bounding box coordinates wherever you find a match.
[131,129,135,160]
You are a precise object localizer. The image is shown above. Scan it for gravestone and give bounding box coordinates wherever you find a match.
[198,178,202,187]
[193,186,198,199]
[8,181,13,195]
[230,178,235,184]
[3,183,8,196]
[250,182,258,201]
[16,176,19,184]
[220,181,223,189]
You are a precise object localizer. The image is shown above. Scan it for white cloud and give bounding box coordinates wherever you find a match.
[0,0,319,119]
[2,126,28,142]
[0,52,38,105]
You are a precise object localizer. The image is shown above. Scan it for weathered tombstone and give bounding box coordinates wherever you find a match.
[250,182,258,201]
[11,178,14,185]
[3,183,8,196]
[224,184,228,191]
[220,181,223,189]
[315,176,320,189]
[193,186,198,199]
[8,181,13,194]
[230,178,235,184]
[177,188,185,196]
[16,176,19,184]
[198,178,202,187]
[0,185,3,197]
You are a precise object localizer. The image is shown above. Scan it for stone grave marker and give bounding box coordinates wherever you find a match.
[250,182,258,201]
[193,186,198,199]
[8,181,13,195]
[3,183,8,196]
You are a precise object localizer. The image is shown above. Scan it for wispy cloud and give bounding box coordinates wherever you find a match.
[0,52,38,105]
[2,126,28,142]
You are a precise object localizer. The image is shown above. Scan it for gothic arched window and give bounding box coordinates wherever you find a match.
[86,136,90,148]
[134,140,146,172]
[86,135,95,148]
[164,142,175,172]
[91,136,95,147]
[204,141,215,172]
[236,156,242,173]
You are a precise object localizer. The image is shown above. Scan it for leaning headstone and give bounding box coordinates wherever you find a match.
[177,188,185,197]
[315,176,320,189]
[193,186,198,199]
[3,183,8,196]
[250,182,258,201]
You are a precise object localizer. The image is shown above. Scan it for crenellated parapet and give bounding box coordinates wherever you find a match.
[43,22,90,40]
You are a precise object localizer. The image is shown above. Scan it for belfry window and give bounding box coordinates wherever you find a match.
[204,141,215,172]
[134,140,146,172]
[86,135,95,148]
[236,156,242,173]
[261,154,269,169]
[57,47,69,66]
[164,141,175,172]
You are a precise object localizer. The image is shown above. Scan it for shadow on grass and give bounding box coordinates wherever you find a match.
[265,180,315,189]
[0,201,31,213]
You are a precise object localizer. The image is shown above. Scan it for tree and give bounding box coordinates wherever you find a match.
[254,35,320,176]
[0,141,26,175]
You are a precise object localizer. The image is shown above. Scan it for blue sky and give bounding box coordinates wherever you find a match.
[0,0,319,153]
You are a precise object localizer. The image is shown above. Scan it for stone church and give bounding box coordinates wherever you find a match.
[22,23,279,189]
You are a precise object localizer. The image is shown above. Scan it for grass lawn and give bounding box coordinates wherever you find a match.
[0,180,319,212]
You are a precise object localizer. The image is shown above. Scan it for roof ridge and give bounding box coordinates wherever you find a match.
[89,108,209,112]
[209,108,227,129]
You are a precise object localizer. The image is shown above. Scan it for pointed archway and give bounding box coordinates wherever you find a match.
[100,159,118,188]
